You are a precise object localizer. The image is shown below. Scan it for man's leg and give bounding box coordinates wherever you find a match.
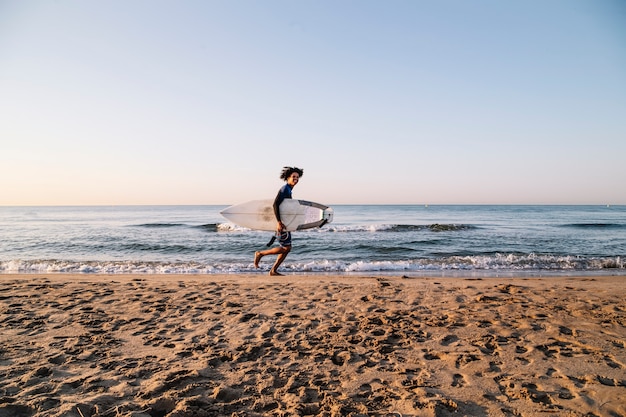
[269,246,291,276]
[254,246,290,268]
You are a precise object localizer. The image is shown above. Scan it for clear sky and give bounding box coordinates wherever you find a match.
[1,0,625,205]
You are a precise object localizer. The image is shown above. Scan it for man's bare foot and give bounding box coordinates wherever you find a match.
[254,252,262,268]
[269,270,284,276]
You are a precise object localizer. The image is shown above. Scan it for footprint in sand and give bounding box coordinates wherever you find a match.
[452,373,466,387]
[423,349,444,360]
[558,387,575,399]
[559,325,576,336]
[612,339,626,349]
[441,334,459,346]
[455,353,480,368]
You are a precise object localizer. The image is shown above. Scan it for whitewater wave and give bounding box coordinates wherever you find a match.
[2,254,622,275]
[212,222,474,233]
[560,223,626,230]
[322,224,475,233]
[133,223,225,232]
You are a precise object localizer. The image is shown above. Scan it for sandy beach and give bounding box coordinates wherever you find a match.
[0,274,624,417]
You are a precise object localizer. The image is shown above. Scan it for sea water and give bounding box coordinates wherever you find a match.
[0,205,624,276]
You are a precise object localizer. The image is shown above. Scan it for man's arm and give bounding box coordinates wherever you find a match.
[273,191,285,230]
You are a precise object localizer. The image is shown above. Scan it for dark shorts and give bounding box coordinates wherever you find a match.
[278,231,292,247]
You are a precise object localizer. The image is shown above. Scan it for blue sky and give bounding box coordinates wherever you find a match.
[1,0,625,205]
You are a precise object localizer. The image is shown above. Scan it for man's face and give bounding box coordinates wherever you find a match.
[287,173,300,187]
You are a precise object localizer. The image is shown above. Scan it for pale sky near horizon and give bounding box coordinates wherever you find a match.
[1,0,625,205]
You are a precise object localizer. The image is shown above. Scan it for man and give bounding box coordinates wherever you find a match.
[254,166,303,276]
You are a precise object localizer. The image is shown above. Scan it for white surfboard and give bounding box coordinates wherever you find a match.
[220,199,333,231]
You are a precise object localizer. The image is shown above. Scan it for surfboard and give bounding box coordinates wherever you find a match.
[220,199,334,231]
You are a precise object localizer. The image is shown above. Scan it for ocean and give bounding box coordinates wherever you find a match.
[0,205,624,276]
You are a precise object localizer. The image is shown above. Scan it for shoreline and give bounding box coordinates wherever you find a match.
[2,270,625,279]
[1,274,624,416]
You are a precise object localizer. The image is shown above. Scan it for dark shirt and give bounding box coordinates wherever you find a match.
[273,184,292,222]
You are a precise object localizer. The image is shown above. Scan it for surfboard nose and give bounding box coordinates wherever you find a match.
[324,207,334,225]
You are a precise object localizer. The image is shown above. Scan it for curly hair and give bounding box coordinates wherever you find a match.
[279,166,304,181]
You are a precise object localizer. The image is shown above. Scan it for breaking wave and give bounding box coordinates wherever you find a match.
[324,224,475,233]
[2,255,622,275]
